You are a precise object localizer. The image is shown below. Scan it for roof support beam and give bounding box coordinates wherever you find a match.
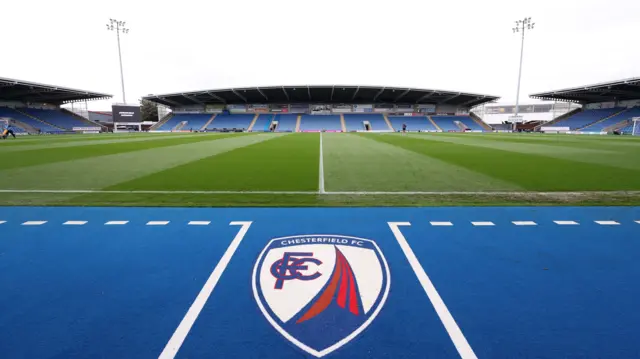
[351,86,361,101]
[205,91,226,103]
[257,87,268,101]
[231,89,248,103]
[307,86,312,101]
[282,87,290,101]
[159,97,183,107]
[182,93,204,105]
[393,89,411,102]
[460,96,485,107]
[373,87,386,102]
[330,86,334,101]
[415,91,437,103]
[439,93,461,104]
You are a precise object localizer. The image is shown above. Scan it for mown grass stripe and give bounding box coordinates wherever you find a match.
[1,133,253,170]
[425,133,640,170]
[0,134,277,190]
[325,133,520,191]
[109,133,317,191]
[369,134,640,191]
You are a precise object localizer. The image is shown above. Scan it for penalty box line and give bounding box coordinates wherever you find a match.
[388,222,478,359]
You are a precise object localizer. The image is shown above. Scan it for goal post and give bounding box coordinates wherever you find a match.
[633,117,640,136]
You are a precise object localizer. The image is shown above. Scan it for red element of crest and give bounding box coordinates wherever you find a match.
[296,247,360,324]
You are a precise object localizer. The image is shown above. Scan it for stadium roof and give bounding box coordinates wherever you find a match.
[530,77,640,104]
[143,85,499,108]
[0,77,112,104]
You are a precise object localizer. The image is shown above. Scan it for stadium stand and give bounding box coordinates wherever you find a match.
[20,108,90,130]
[299,115,342,131]
[342,114,390,131]
[619,123,635,134]
[156,115,183,131]
[207,114,254,130]
[251,114,275,132]
[387,116,438,132]
[454,116,486,131]
[177,114,212,130]
[431,116,464,132]
[546,108,623,130]
[274,114,298,132]
[0,107,62,133]
[580,107,640,132]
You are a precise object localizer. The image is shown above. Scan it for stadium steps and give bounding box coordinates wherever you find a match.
[150,113,173,130]
[427,116,442,131]
[578,108,629,131]
[13,108,65,131]
[295,115,302,132]
[11,119,38,134]
[174,121,187,131]
[534,108,581,130]
[606,119,633,132]
[455,121,469,131]
[383,114,394,131]
[340,114,347,132]
[247,114,259,132]
[202,114,216,131]
[61,109,105,130]
[469,112,493,130]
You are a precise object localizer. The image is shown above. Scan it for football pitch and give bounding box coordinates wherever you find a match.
[1,131,640,206]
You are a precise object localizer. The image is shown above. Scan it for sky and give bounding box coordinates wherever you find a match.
[1,0,639,111]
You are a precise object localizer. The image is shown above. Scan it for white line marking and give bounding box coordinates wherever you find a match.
[471,221,495,226]
[0,221,5,225]
[319,132,326,194]
[0,189,638,196]
[512,221,537,226]
[388,222,477,359]
[636,221,640,224]
[430,221,453,226]
[188,221,211,226]
[147,221,169,226]
[63,221,87,225]
[105,221,129,225]
[22,221,47,226]
[595,220,620,225]
[159,221,252,359]
[554,220,579,225]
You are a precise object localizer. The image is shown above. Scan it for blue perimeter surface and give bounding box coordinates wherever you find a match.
[0,206,639,359]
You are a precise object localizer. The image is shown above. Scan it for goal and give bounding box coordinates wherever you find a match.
[633,117,640,136]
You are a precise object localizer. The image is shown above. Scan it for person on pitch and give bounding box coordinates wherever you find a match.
[2,122,16,139]
[402,122,407,134]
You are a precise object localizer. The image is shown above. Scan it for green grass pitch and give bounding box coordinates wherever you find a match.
[1,131,639,207]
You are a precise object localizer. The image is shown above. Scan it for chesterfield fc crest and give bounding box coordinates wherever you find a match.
[252,235,390,357]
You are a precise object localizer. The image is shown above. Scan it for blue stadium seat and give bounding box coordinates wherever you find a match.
[157,114,213,131]
[252,114,276,132]
[550,108,624,130]
[299,115,342,131]
[388,116,439,132]
[21,108,88,130]
[207,114,254,130]
[431,116,463,132]
[580,107,640,132]
[274,114,298,132]
[342,114,389,131]
[0,107,61,133]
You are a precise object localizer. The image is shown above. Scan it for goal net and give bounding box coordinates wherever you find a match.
[633,118,640,136]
